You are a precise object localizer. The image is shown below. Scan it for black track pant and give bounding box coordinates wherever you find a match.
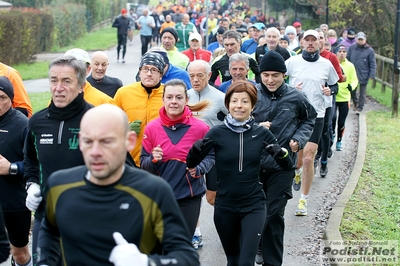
[259,169,294,266]
[332,101,350,142]
[214,205,266,266]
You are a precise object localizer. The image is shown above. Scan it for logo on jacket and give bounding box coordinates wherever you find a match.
[119,203,130,209]
[68,134,79,150]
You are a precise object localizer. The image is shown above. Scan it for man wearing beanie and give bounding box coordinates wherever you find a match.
[112,8,130,62]
[0,62,32,117]
[252,51,316,266]
[136,47,191,89]
[0,76,33,266]
[114,52,166,166]
[284,26,299,50]
[161,27,190,70]
[285,30,339,217]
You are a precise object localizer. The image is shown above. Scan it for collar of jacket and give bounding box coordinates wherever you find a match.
[259,81,287,98]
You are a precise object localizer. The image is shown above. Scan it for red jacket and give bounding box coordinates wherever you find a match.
[182,48,212,63]
[320,49,345,83]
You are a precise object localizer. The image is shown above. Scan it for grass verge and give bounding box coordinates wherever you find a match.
[28,91,51,113]
[340,83,399,260]
[13,26,121,80]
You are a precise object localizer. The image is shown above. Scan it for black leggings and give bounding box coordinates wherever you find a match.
[140,35,152,55]
[259,170,293,265]
[117,34,127,59]
[332,101,350,142]
[320,107,331,162]
[177,196,202,236]
[3,209,31,247]
[214,206,266,266]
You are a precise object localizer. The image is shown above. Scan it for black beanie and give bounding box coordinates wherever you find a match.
[259,50,287,73]
[139,52,166,73]
[161,27,179,43]
[0,76,14,101]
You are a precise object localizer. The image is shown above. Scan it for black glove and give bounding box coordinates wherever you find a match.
[263,142,287,159]
[347,84,352,92]
[186,138,214,168]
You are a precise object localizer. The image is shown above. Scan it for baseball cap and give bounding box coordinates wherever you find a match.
[64,48,91,65]
[347,28,356,35]
[189,32,202,42]
[251,23,266,31]
[357,32,366,40]
[303,30,319,40]
[293,21,302,27]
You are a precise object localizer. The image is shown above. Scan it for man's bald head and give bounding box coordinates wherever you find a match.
[79,104,135,185]
[90,51,109,80]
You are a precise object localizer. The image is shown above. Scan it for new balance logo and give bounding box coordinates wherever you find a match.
[119,203,130,209]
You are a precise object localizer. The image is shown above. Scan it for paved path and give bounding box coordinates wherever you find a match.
[11,33,367,265]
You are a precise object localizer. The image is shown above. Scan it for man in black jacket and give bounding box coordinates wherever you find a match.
[37,104,199,266]
[24,56,93,265]
[209,30,260,88]
[112,8,130,63]
[252,51,317,265]
[255,27,291,64]
[0,76,32,266]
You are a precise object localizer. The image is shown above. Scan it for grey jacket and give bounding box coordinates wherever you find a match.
[347,43,376,84]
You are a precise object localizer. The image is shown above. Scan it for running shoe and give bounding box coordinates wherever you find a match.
[293,168,302,191]
[336,141,343,151]
[320,161,328,178]
[255,247,263,264]
[295,199,308,216]
[192,235,203,250]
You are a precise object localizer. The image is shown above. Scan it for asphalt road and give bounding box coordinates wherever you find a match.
[5,33,362,266]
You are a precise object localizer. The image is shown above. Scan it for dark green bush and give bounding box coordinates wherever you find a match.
[0,9,53,65]
[41,3,87,48]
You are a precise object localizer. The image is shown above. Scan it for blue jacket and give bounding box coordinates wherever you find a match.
[241,39,258,54]
[162,63,192,89]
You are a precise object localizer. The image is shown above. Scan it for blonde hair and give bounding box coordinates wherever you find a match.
[212,47,226,63]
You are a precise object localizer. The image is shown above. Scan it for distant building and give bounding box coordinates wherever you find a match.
[0,1,12,11]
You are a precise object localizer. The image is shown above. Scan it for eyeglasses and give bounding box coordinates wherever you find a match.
[141,67,160,74]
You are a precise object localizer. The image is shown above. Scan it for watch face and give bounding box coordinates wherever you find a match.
[10,164,18,175]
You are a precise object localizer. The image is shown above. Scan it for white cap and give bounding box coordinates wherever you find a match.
[303,30,319,40]
[189,32,202,42]
[64,48,91,64]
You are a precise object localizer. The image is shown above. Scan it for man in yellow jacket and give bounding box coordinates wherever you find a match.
[114,52,166,166]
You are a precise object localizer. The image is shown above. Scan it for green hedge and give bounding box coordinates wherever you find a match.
[0,9,53,65]
[41,3,87,48]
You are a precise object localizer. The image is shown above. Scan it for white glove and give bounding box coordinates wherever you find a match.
[26,183,42,211]
[109,232,148,266]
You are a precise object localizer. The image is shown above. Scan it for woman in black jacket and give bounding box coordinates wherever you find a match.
[187,80,292,266]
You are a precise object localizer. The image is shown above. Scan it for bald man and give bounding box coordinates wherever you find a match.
[87,51,123,97]
[37,104,199,266]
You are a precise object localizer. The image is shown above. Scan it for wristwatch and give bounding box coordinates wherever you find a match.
[9,163,18,175]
